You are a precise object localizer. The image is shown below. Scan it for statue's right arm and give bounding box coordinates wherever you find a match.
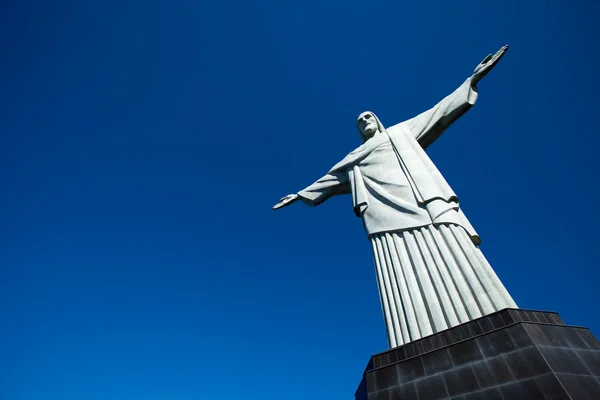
[296,171,350,207]
[273,170,350,210]
[273,149,364,210]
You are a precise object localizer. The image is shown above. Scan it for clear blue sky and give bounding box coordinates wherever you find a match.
[2,1,599,399]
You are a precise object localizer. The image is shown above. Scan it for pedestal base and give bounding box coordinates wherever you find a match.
[355,309,600,399]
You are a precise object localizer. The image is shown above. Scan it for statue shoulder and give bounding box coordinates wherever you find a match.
[330,142,374,173]
[386,123,411,137]
[349,142,368,155]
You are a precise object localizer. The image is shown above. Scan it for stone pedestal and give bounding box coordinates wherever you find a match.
[355,309,600,399]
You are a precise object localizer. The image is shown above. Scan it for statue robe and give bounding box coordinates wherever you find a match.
[297,78,517,347]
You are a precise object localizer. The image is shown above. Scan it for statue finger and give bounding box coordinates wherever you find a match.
[274,201,287,209]
[473,63,485,74]
[495,46,509,58]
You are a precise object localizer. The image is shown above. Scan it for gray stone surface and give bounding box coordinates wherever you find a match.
[274,46,518,348]
[356,309,600,400]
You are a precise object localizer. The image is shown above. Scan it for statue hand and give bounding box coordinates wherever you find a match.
[273,194,299,210]
[471,45,509,85]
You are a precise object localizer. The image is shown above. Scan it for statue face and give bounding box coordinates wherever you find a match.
[357,112,380,139]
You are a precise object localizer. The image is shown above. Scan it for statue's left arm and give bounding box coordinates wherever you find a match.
[393,45,508,149]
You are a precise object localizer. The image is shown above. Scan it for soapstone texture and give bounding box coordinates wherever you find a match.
[274,46,517,348]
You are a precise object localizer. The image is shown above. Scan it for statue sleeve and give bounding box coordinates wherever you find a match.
[297,171,350,207]
[393,78,479,149]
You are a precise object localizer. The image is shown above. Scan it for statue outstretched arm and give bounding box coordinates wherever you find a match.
[273,171,350,210]
[392,45,508,149]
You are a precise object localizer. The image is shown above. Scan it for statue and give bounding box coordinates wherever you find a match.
[273,45,517,348]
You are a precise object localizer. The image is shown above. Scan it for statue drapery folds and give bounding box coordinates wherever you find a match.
[273,46,517,348]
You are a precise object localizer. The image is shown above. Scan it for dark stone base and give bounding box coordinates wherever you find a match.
[355,309,600,399]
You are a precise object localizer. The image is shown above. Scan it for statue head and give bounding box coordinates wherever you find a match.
[357,111,385,143]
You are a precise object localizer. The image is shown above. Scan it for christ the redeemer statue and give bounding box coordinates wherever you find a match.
[273,45,517,348]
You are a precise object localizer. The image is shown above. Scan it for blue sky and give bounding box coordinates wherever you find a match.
[1,1,600,399]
